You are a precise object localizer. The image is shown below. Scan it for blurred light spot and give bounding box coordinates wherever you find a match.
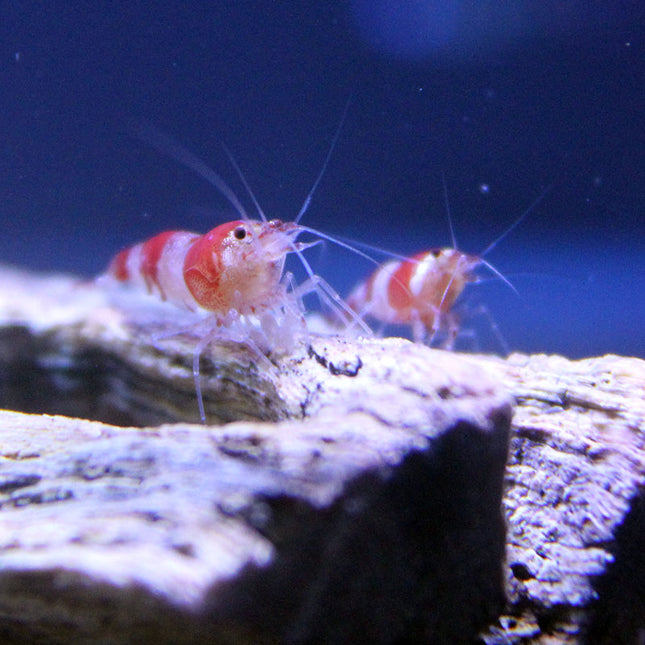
[349,1,460,60]
[349,0,629,62]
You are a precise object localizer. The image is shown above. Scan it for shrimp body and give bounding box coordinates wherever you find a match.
[106,219,302,318]
[347,248,480,344]
[103,218,314,423]
[103,111,370,422]
[346,178,549,347]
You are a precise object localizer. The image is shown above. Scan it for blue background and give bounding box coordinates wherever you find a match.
[1,2,643,358]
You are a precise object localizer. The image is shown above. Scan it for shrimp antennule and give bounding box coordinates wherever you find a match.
[133,121,251,221]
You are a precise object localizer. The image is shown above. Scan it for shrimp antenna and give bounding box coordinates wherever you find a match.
[297,225,390,271]
[481,184,552,258]
[294,95,353,224]
[297,229,420,264]
[221,144,268,222]
[479,258,518,294]
[441,171,458,249]
[473,186,552,295]
[132,121,250,221]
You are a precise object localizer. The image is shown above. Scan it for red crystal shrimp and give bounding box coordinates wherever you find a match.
[346,181,550,348]
[100,117,370,422]
[106,218,309,337]
[346,247,479,345]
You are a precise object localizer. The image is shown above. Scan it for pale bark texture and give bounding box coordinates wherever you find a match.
[0,265,643,644]
[479,353,645,645]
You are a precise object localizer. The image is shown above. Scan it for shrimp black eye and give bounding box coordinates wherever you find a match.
[233,226,247,240]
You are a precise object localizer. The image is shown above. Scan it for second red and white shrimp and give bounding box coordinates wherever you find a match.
[346,247,480,345]
[345,186,550,348]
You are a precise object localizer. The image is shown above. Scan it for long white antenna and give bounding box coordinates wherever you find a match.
[297,225,388,270]
[221,143,268,222]
[294,96,353,224]
[480,185,552,258]
[133,122,250,221]
[441,170,458,249]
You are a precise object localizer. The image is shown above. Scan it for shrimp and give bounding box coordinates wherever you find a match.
[346,183,550,348]
[107,218,303,321]
[101,113,371,422]
[346,247,479,345]
[102,217,319,422]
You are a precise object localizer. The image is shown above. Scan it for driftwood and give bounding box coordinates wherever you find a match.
[480,353,645,645]
[0,264,643,644]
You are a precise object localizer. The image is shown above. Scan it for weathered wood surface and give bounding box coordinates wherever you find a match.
[0,264,644,644]
[480,353,645,645]
[0,265,512,644]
